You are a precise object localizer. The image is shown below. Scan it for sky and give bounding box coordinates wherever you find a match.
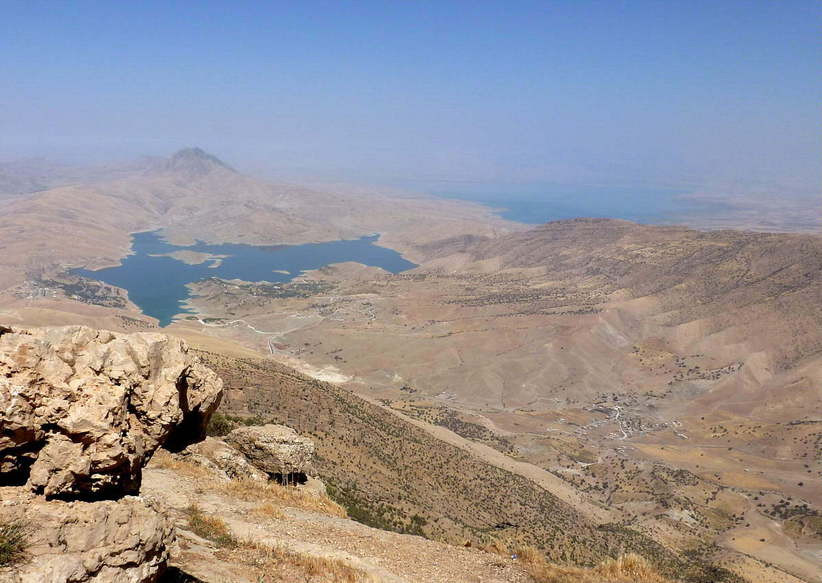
[1,1,819,197]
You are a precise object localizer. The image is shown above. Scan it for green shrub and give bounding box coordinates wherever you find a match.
[184,505,238,548]
[205,412,235,436]
[0,518,28,565]
[206,412,269,436]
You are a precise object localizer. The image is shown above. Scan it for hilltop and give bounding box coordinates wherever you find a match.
[161,147,237,176]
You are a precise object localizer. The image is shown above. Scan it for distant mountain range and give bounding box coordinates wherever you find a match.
[0,147,515,290]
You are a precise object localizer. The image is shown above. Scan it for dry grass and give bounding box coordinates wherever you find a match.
[0,517,28,566]
[223,540,374,583]
[185,504,238,548]
[479,538,512,556]
[252,502,286,520]
[517,546,673,583]
[222,479,347,518]
[149,449,214,479]
[151,448,346,519]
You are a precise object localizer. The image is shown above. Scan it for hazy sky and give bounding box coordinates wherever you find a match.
[2,1,819,195]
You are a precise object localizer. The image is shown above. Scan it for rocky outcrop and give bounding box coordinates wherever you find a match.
[179,436,268,482]
[0,325,223,499]
[0,325,225,583]
[225,424,314,478]
[0,492,174,583]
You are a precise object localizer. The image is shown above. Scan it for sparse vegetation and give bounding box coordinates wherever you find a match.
[185,504,238,548]
[222,479,347,518]
[33,275,127,308]
[149,449,213,478]
[0,517,28,566]
[395,403,515,454]
[252,502,285,520]
[206,412,269,437]
[326,480,417,534]
[518,547,672,583]
[205,412,236,436]
[190,277,336,317]
[198,350,746,582]
[222,540,372,583]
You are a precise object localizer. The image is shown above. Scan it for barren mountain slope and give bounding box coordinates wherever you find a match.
[198,350,744,583]
[430,217,822,369]
[142,450,536,583]
[181,219,822,582]
[0,156,161,198]
[189,218,822,424]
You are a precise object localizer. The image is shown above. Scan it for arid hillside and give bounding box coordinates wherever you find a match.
[424,219,822,430]
[191,218,821,424]
[0,323,683,583]
[180,218,822,582]
[198,350,744,583]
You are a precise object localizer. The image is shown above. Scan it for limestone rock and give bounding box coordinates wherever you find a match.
[0,325,223,499]
[225,424,314,476]
[0,490,174,583]
[303,475,328,497]
[180,437,268,482]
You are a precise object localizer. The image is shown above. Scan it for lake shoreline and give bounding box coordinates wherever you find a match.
[72,230,417,327]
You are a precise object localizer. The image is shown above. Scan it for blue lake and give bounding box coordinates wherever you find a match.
[74,231,417,327]
[429,184,691,224]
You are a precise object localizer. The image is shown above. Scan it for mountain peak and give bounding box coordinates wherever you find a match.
[163,147,235,176]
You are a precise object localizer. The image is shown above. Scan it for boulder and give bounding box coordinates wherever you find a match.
[225,424,314,477]
[0,325,223,499]
[0,491,174,583]
[179,436,268,482]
